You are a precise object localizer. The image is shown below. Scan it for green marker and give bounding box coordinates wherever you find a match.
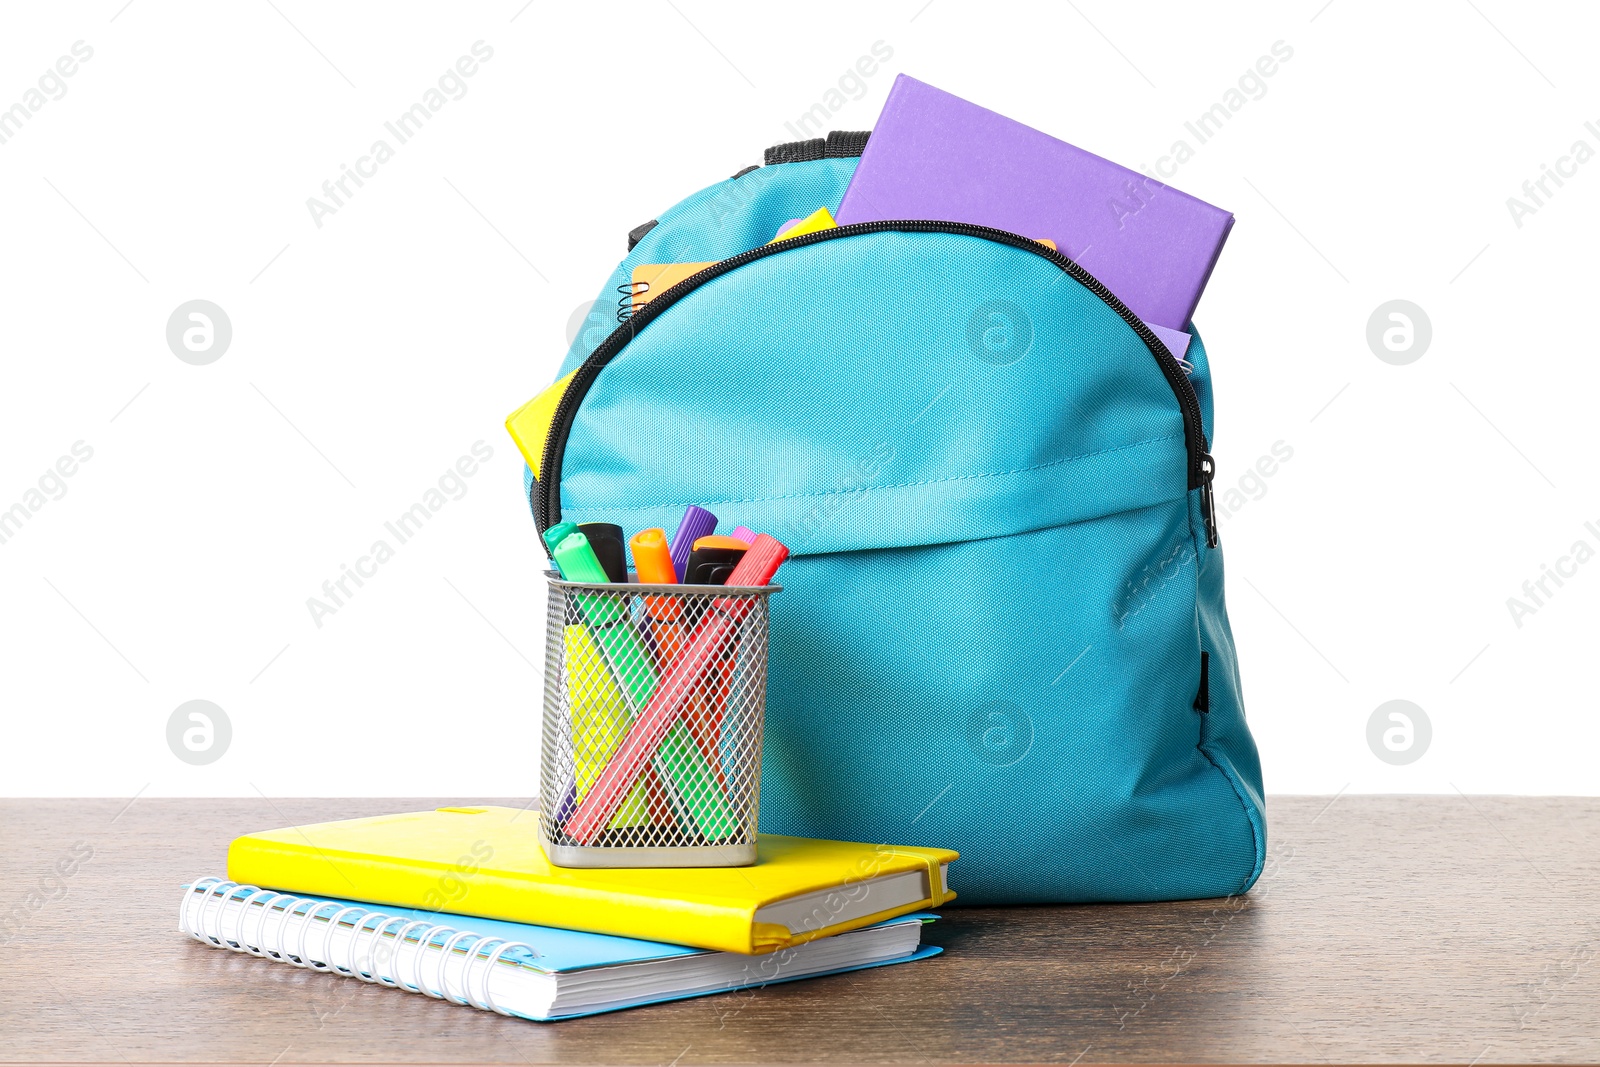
[548,521,646,829]
[552,532,736,841]
[541,521,580,556]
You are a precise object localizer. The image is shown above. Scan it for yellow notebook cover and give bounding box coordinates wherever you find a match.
[504,367,578,479]
[228,806,957,955]
[767,205,836,244]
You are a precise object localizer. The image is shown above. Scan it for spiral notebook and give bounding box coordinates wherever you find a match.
[180,879,938,1022]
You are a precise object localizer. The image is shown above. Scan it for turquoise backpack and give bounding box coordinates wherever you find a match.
[527,133,1265,904]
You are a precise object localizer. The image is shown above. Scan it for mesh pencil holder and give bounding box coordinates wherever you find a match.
[539,573,779,868]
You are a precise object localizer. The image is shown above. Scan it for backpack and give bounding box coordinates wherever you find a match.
[522,131,1265,904]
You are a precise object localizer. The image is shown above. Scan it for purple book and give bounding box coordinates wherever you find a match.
[836,76,1233,331]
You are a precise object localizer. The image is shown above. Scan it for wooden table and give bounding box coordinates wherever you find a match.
[2,797,1596,1064]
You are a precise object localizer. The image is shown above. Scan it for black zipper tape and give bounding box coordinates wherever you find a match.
[535,220,1212,539]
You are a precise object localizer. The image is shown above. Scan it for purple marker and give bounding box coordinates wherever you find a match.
[731,526,756,544]
[554,777,577,829]
[669,505,718,582]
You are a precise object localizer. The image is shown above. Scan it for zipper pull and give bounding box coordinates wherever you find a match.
[1200,453,1219,548]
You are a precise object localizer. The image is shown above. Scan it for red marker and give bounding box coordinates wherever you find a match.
[565,534,789,844]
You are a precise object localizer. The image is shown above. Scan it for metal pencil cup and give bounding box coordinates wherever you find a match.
[539,573,778,868]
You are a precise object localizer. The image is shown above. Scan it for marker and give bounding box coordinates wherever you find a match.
[553,778,578,827]
[683,536,750,766]
[564,525,680,827]
[549,518,641,825]
[630,528,677,586]
[561,622,649,828]
[578,522,628,583]
[669,505,718,582]
[541,521,580,558]
[630,527,685,665]
[541,517,582,823]
[554,532,734,839]
[551,532,653,829]
[674,536,747,775]
[553,530,662,752]
[705,537,756,778]
[636,525,724,780]
[684,535,750,585]
[687,649,735,787]
[566,534,789,845]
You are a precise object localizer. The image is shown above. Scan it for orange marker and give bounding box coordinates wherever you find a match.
[693,534,751,549]
[626,526,688,826]
[630,528,684,665]
[637,527,721,783]
[683,535,751,585]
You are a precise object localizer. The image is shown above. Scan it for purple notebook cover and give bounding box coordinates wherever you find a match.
[1146,322,1191,363]
[836,75,1233,330]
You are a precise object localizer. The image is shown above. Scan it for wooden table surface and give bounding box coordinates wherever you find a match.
[1,796,1596,1065]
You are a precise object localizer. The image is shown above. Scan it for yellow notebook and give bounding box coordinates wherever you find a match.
[504,367,578,480]
[767,205,836,243]
[228,806,957,955]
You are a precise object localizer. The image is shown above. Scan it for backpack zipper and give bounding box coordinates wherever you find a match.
[535,220,1215,544]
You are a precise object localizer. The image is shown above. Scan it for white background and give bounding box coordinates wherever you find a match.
[2,1,1595,797]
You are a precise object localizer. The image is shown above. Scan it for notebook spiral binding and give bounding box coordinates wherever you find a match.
[615,281,648,322]
[179,877,536,1017]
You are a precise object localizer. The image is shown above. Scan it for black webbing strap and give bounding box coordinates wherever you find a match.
[824,129,871,157]
[765,137,824,165]
[764,129,870,165]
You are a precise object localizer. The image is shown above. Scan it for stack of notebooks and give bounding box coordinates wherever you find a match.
[180,806,957,1021]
